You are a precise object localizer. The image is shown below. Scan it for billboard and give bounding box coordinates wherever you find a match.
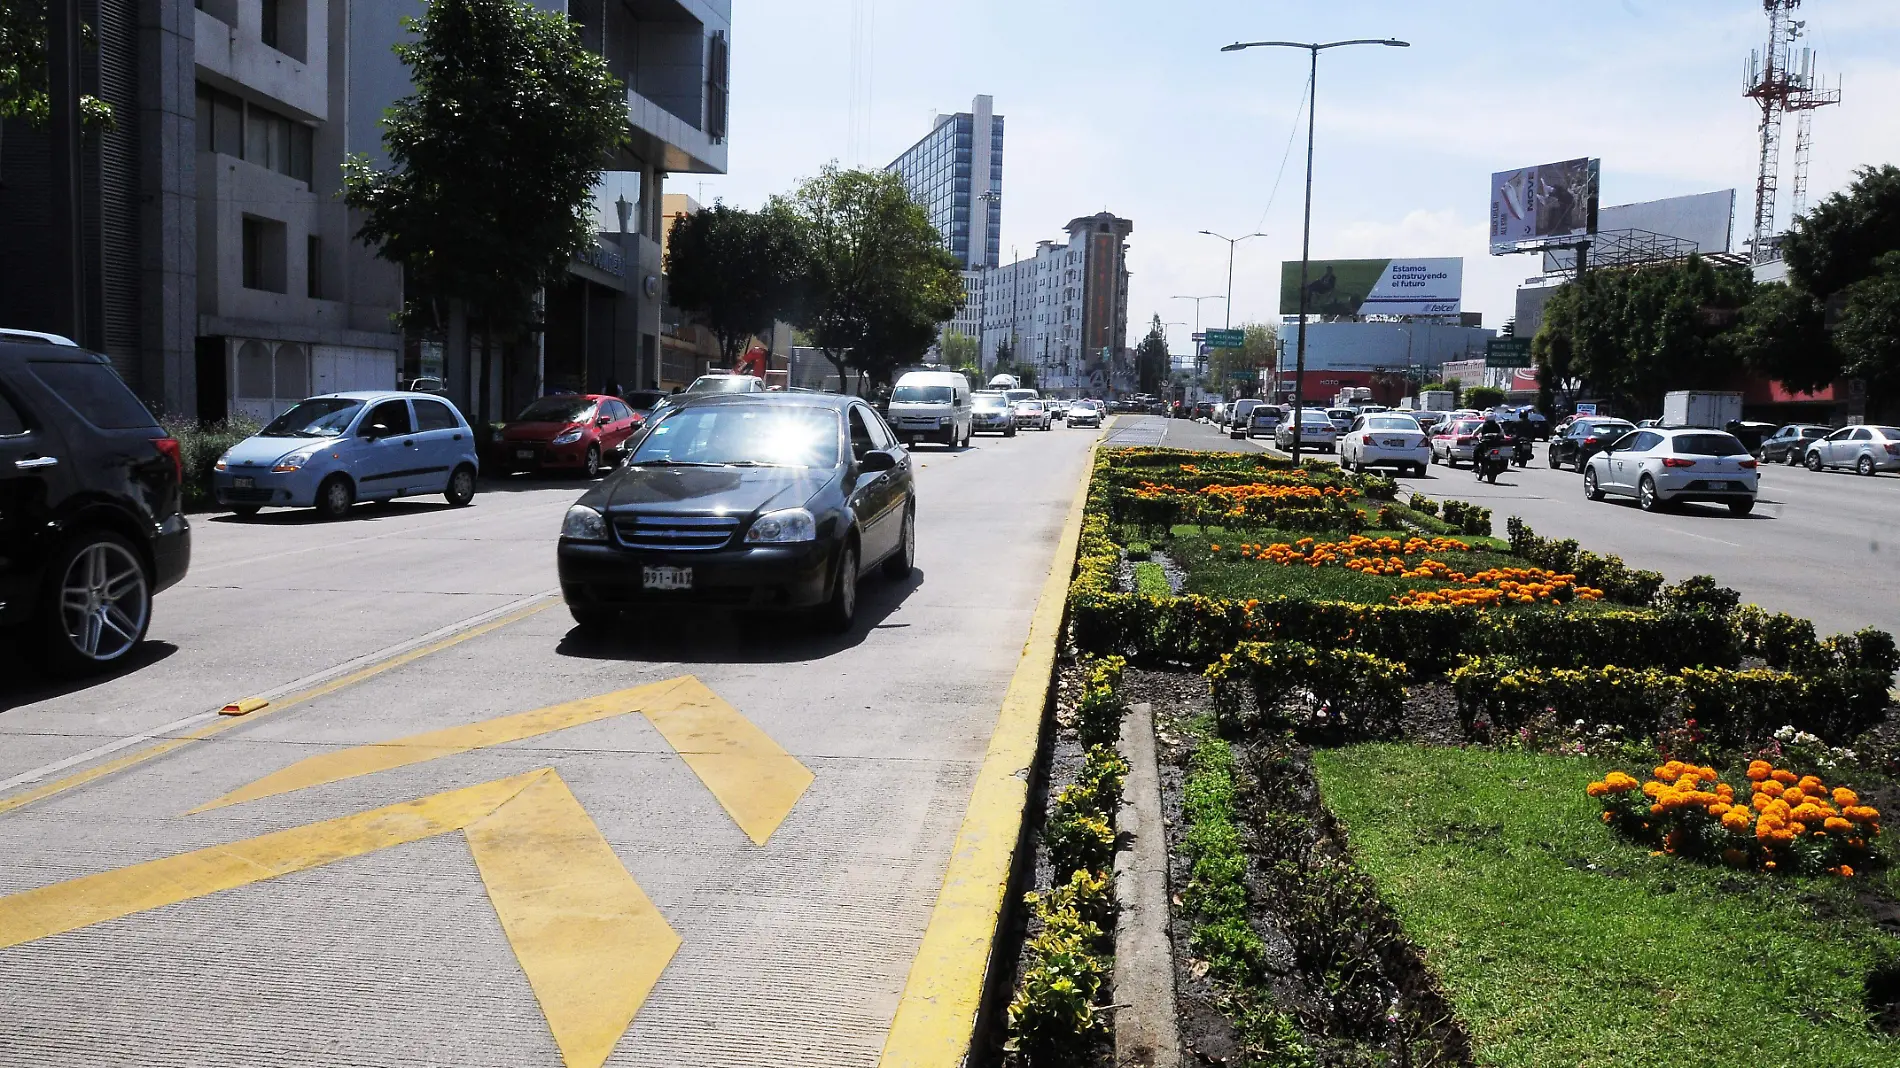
[1489,157,1600,253]
[1278,258,1463,317]
[1543,189,1735,271]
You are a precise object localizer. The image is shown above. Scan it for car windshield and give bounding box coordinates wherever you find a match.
[629,405,840,468]
[1672,433,1749,456]
[974,394,1009,409]
[1368,417,1417,430]
[515,397,597,423]
[687,377,756,393]
[893,385,956,403]
[260,398,364,438]
[1017,401,1043,411]
[1584,421,1633,436]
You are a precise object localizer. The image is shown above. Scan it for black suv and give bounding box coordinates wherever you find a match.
[0,341,191,675]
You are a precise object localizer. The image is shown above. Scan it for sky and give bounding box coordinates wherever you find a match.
[689,1,1900,353]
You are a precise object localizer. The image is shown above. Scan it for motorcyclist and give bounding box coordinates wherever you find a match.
[1475,414,1507,476]
[1512,410,1534,465]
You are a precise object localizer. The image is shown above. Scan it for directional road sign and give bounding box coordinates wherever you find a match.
[1204,328,1245,349]
[1487,336,1533,367]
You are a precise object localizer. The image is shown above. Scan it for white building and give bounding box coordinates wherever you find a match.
[980,213,1132,395]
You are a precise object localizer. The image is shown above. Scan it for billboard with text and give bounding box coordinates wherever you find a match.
[1490,157,1600,253]
[1278,258,1462,317]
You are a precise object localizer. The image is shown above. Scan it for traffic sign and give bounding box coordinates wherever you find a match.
[1204,328,1245,349]
[1487,336,1532,367]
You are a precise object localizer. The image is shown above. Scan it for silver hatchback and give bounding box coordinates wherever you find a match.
[1804,424,1900,475]
[1584,428,1760,515]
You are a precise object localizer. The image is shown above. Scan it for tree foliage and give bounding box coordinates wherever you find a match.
[0,2,112,128]
[1835,253,1900,403]
[664,201,806,365]
[343,0,628,338]
[789,165,964,392]
[1783,164,1900,299]
[1733,281,1835,393]
[1135,315,1170,394]
[1464,385,1506,409]
[1206,322,1277,397]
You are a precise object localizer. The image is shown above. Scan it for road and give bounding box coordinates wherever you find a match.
[1140,415,1900,639]
[0,422,1102,1068]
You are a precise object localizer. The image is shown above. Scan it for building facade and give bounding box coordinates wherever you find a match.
[885,94,1002,344]
[0,0,729,422]
[979,213,1132,396]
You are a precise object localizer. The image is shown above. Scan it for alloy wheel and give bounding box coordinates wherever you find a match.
[1858,455,1875,476]
[59,541,149,662]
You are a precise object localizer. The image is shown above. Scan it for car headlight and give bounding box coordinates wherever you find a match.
[745,507,817,544]
[214,453,230,472]
[562,505,608,541]
[271,448,319,473]
[552,427,585,446]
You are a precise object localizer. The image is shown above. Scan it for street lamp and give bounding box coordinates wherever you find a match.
[1222,36,1409,461]
[1197,231,1267,332]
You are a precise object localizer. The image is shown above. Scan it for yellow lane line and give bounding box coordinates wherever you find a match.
[876,435,1097,1068]
[0,594,559,818]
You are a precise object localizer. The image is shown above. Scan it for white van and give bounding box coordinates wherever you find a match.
[888,370,974,448]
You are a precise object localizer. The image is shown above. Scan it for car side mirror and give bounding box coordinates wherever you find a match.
[595,415,611,426]
[362,423,390,438]
[861,449,898,473]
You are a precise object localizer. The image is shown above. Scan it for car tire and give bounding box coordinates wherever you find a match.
[445,464,477,507]
[1785,447,1800,467]
[1429,450,1440,466]
[1638,475,1664,512]
[1584,467,1605,501]
[883,504,916,579]
[231,505,261,519]
[1806,450,1824,472]
[567,604,618,632]
[38,529,152,677]
[315,474,355,520]
[1729,498,1756,516]
[1005,426,1016,438]
[822,541,859,633]
[1857,454,1875,476]
[583,445,602,479]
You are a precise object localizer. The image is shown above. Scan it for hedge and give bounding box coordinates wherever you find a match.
[1206,641,1407,740]
[1504,516,1665,606]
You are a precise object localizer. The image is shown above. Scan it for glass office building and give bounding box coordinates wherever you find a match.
[886,95,1004,271]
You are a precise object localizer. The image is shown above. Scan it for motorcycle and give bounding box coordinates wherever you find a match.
[1512,435,1532,467]
[1475,441,1511,484]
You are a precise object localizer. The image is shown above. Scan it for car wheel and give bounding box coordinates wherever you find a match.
[1806,450,1824,471]
[583,445,602,479]
[1584,467,1604,501]
[1784,447,1800,466]
[39,530,152,676]
[315,474,355,520]
[1728,498,1756,516]
[1857,454,1875,476]
[883,504,916,579]
[1638,475,1664,512]
[823,541,859,632]
[567,604,618,632]
[231,505,261,518]
[445,464,477,507]
[1429,450,1440,465]
[1005,426,1016,438]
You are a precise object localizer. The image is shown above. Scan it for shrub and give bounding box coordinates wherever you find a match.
[1072,656,1128,748]
[1374,504,1401,530]
[1437,499,1494,537]
[1007,907,1109,1061]
[1206,641,1408,740]
[1180,732,1264,983]
[1505,516,1665,605]
[1407,492,1439,517]
[1659,574,1741,616]
[1132,561,1170,598]
[1044,810,1116,882]
[1058,746,1129,821]
[1448,657,1683,738]
[1475,608,1740,671]
[1032,867,1116,934]
[161,415,261,512]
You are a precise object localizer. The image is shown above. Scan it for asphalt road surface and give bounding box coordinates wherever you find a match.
[1159,414,1900,638]
[0,421,1102,1068]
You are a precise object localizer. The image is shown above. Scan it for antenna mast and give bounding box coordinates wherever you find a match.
[1743,0,1841,264]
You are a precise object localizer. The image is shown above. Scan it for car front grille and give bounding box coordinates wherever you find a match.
[611,514,742,552]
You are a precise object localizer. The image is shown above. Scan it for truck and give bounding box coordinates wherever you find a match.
[1661,390,1742,429]
[1333,386,1373,409]
[1416,390,1456,413]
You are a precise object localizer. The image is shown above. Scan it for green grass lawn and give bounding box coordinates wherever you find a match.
[1314,744,1899,1066]
[1166,532,1533,605]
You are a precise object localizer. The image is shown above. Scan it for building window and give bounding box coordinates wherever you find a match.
[707,31,730,142]
[306,235,323,299]
[242,216,287,293]
[197,83,313,186]
[259,0,307,61]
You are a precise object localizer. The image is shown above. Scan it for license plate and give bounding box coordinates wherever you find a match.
[1384,438,1408,447]
[234,477,254,489]
[642,565,692,591]
[515,449,535,460]
[1713,481,1738,491]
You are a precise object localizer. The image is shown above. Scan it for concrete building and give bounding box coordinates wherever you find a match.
[0,0,730,422]
[886,95,1003,344]
[979,213,1132,396]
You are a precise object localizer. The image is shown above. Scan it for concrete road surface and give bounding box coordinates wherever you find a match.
[0,422,1102,1068]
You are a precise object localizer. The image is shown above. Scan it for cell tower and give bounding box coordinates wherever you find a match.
[1743,0,1841,264]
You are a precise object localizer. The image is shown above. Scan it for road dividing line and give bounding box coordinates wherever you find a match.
[877,439,1096,1068]
[0,590,559,817]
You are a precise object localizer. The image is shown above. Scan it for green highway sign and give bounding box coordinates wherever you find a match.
[1228,370,1255,380]
[1487,337,1532,367]
[1204,328,1245,349]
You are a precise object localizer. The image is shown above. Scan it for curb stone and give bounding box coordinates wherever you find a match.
[1114,701,1183,1068]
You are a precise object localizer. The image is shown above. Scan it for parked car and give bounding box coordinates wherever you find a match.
[1760,423,1833,466]
[886,370,973,448]
[1012,399,1054,430]
[557,392,914,632]
[1724,420,1779,458]
[1340,413,1431,476]
[1229,399,1264,440]
[1805,424,1900,475]
[1,341,191,674]
[1275,409,1339,452]
[684,374,765,395]
[500,394,639,478]
[1429,418,1486,467]
[971,391,1017,437]
[1547,417,1637,471]
[1192,401,1214,420]
[1584,428,1760,515]
[1067,400,1104,429]
[213,391,480,519]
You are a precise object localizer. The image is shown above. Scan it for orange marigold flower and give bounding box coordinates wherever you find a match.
[1771,768,1799,785]
[1708,802,1731,817]
[1721,810,1753,832]
[1746,761,1772,782]
[1650,803,1665,816]
[1825,817,1854,835]
[1833,787,1859,808]
[1604,772,1639,791]
[1587,782,1609,798]
[1758,780,1786,798]
[1781,788,1807,806]
[1836,865,1855,878]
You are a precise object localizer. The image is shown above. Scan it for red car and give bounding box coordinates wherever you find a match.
[499,394,640,478]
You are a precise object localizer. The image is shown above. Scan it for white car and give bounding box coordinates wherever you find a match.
[1011,399,1053,430]
[1584,427,1760,515]
[1804,424,1900,475]
[1067,400,1104,428]
[1274,410,1339,452]
[1340,413,1430,477]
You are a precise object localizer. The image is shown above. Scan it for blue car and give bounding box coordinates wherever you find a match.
[212,391,481,519]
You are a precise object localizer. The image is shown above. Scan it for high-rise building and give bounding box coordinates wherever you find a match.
[886,95,1003,344]
[980,213,1133,396]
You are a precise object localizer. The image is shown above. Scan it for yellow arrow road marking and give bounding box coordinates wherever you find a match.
[196,676,813,846]
[0,769,680,1068]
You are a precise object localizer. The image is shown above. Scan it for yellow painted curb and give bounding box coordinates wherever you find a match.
[877,436,1098,1068]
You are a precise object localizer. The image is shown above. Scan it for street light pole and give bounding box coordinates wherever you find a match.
[1198,231,1266,331]
[1222,36,1409,461]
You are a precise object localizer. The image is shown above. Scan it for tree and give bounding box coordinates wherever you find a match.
[1733,281,1836,393]
[1783,164,1900,299]
[665,201,806,365]
[1464,385,1506,409]
[1134,316,1169,394]
[940,330,978,368]
[343,0,628,422]
[1206,322,1277,397]
[994,337,1015,366]
[790,166,965,393]
[0,2,112,129]
[1835,252,1900,406]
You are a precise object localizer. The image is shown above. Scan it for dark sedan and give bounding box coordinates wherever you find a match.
[556,392,915,632]
[1760,422,1833,466]
[1548,416,1636,471]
